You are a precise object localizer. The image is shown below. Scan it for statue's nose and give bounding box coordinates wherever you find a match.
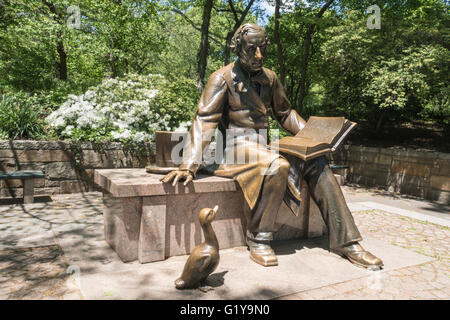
[255,47,263,60]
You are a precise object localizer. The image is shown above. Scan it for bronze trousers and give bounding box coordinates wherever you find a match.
[249,155,362,249]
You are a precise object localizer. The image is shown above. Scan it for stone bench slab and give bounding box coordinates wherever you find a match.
[94,169,326,264]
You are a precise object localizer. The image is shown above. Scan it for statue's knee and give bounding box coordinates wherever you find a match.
[265,157,290,178]
[276,158,290,176]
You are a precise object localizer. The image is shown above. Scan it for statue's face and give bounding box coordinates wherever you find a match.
[238,30,267,73]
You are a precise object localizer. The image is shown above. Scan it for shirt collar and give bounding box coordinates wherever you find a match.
[232,60,271,86]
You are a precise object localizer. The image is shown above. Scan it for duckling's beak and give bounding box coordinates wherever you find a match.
[210,205,219,219]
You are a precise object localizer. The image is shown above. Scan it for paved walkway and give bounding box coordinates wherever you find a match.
[0,186,448,300]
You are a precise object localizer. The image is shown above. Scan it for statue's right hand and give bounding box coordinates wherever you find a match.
[159,170,194,186]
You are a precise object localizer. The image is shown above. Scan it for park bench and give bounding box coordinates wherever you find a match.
[0,170,45,204]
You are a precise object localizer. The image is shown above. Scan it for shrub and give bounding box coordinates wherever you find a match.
[0,92,46,140]
[46,74,199,143]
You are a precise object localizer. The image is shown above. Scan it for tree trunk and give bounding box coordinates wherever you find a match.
[375,110,385,132]
[274,0,287,89]
[42,0,67,81]
[296,24,314,113]
[56,36,67,81]
[224,31,234,66]
[108,36,119,78]
[197,0,214,91]
[296,0,334,113]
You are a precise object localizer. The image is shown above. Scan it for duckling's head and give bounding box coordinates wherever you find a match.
[198,205,219,225]
[174,277,185,289]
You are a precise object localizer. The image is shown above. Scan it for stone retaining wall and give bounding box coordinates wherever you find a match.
[0,140,154,198]
[331,145,450,204]
[1,140,449,204]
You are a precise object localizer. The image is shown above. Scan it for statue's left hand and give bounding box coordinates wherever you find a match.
[159,170,194,187]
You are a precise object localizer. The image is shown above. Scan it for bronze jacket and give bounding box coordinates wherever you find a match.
[180,61,306,209]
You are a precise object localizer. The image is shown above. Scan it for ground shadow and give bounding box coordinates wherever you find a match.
[0,196,52,205]
[206,270,228,288]
[272,236,329,256]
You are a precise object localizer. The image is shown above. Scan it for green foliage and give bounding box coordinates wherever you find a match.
[1,0,449,144]
[46,74,199,143]
[155,76,201,127]
[0,92,47,139]
[264,2,338,117]
[315,4,449,128]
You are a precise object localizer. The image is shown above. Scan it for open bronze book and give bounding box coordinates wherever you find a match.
[272,116,357,161]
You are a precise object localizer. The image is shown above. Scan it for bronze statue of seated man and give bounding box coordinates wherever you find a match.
[161,23,383,270]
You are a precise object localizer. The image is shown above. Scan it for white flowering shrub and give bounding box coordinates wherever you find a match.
[46,74,198,143]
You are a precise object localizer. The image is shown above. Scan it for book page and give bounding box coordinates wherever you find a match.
[295,116,346,144]
[278,136,329,153]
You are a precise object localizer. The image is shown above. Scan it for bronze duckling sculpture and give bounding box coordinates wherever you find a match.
[175,205,220,291]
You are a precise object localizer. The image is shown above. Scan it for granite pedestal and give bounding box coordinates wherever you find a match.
[94,169,326,264]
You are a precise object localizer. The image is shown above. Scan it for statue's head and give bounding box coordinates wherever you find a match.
[231,23,270,73]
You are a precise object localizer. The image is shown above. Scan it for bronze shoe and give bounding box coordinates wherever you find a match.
[333,243,383,271]
[246,231,278,267]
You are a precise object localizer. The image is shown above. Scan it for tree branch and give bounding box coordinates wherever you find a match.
[170,8,222,46]
[297,0,334,113]
[227,0,240,22]
[274,0,286,89]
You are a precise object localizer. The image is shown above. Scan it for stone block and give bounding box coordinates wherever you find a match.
[350,146,379,154]
[0,178,44,188]
[45,179,61,187]
[0,140,67,150]
[46,162,78,180]
[1,179,22,188]
[427,189,450,205]
[386,173,429,198]
[0,158,15,171]
[430,175,450,192]
[81,150,135,168]
[164,191,248,258]
[431,159,450,177]
[378,148,399,156]
[438,152,450,160]
[139,196,166,263]
[348,152,377,163]
[373,154,392,166]
[80,150,107,168]
[348,162,390,185]
[34,178,45,188]
[34,187,60,196]
[60,180,87,194]
[19,162,46,172]
[391,160,431,177]
[0,150,14,158]
[103,194,142,263]
[0,187,22,197]
[16,150,74,163]
[400,149,441,160]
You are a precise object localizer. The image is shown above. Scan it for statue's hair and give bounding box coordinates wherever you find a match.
[230,23,270,55]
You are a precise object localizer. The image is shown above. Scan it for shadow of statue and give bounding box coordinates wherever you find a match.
[205,270,228,288]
